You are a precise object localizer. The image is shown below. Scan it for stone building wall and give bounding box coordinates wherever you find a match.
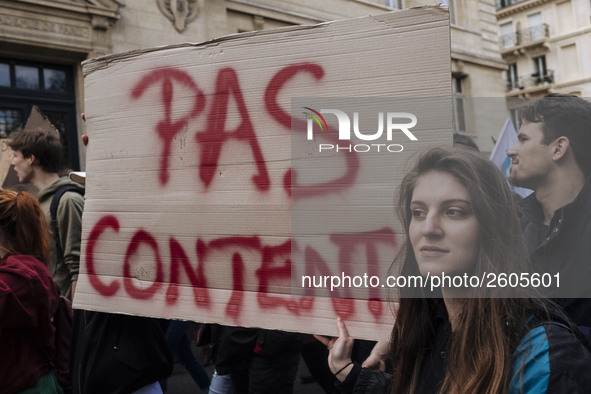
[1,0,512,164]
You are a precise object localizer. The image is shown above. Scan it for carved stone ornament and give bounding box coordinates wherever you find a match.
[157,0,199,32]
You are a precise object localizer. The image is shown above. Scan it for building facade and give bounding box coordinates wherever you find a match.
[0,0,395,170]
[496,0,591,124]
[449,0,509,152]
[409,0,509,152]
[1,0,508,169]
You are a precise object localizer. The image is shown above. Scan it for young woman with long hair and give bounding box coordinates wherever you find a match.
[0,189,63,393]
[317,147,591,393]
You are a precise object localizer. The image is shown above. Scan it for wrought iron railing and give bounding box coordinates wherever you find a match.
[500,24,549,50]
[505,70,554,92]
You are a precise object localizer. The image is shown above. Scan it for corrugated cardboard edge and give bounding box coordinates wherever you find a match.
[82,5,448,77]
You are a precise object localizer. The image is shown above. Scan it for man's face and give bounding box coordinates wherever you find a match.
[10,150,34,184]
[506,121,555,190]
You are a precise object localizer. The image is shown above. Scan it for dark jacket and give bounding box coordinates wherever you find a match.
[337,311,591,393]
[70,311,173,394]
[213,325,303,373]
[519,173,591,327]
[0,255,59,393]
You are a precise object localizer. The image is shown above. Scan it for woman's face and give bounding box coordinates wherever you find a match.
[409,170,480,278]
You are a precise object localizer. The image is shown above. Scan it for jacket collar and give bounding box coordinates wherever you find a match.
[520,172,591,228]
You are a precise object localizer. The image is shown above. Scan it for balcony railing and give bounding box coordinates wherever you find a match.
[506,70,554,92]
[496,0,529,10]
[500,24,549,50]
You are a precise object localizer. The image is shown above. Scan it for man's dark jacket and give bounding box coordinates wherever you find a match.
[519,173,591,327]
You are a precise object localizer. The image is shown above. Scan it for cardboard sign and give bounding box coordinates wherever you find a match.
[77,6,452,341]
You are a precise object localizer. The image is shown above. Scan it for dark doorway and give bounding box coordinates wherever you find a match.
[0,57,79,171]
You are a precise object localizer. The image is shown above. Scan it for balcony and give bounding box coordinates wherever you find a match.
[500,24,549,52]
[506,70,554,95]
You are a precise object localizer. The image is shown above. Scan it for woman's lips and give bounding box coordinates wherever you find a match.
[419,246,449,257]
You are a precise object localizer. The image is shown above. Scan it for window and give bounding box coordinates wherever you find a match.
[448,0,457,24]
[15,65,39,90]
[506,63,519,91]
[0,58,79,170]
[44,69,67,93]
[384,0,404,9]
[0,63,10,87]
[452,77,466,133]
[510,108,521,131]
[439,0,457,24]
[500,22,515,49]
[532,55,547,82]
[0,60,71,94]
[527,12,544,41]
[0,108,24,138]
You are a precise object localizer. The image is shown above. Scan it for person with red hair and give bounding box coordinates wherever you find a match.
[0,189,63,393]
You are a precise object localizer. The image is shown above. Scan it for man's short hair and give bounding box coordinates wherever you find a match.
[520,93,591,175]
[8,130,62,173]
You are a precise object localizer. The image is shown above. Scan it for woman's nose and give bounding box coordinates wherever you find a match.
[421,213,443,237]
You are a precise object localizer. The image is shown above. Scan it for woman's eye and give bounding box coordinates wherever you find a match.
[411,209,426,218]
[446,208,464,216]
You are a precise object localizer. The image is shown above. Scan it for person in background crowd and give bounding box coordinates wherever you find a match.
[70,309,173,394]
[8,108,84,300]
[507,93,591,330]
[210,326,302,394]
[0,190,63,393]
[299,336,339,393]
[452,133,479,151]
[69,123,174,394]
[318,147,591,393]
[160,320,210,393]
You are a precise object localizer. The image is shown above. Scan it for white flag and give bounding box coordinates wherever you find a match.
[489,118,533,198]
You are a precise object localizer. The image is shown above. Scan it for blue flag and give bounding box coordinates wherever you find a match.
[489,118,533,198]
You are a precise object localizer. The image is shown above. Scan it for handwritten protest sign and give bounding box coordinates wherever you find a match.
[76,6,452,340]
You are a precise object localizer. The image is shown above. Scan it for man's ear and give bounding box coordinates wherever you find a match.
[551,137,570,161]
[27,154,37,166]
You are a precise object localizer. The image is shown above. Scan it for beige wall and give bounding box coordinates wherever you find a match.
[109,0,393,54]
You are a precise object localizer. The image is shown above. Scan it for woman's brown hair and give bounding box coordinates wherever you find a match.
[389,147,538,394]
[0,189,50,266]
